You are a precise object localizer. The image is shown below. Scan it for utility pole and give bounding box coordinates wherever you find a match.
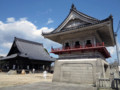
[115,33,120,66]
[115,20,120,66]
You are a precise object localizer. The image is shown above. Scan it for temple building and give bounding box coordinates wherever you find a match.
[43,4,115,85]
[0,37,55,72]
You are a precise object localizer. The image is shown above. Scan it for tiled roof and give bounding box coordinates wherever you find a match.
[0,37,55,61]
[43,15,112,35]
[42,4,112,35]
[70,4,99,21]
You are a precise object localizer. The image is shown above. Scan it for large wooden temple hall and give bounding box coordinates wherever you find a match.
[0,37,55,72]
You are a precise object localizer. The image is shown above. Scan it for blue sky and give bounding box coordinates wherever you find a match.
[0,0,120,63]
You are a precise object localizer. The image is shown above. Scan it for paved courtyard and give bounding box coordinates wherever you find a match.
[0,82,96,90]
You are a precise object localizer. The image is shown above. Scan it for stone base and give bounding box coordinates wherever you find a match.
[52,58,110,85]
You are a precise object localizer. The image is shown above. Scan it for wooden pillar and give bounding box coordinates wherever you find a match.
[49,65,51,72]
[43,65,45,70]
[93,37,96,47]
[27,65,29,70]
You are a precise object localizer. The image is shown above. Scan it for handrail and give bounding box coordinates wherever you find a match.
[51,42,105,52]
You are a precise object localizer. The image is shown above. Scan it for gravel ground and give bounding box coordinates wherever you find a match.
[0,72,53,88]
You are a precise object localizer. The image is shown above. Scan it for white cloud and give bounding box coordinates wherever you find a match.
[107,44,120,60]
[7,17,15,23]
[107,46,116,55]
[33,27,54,37]
[0,53,6,57]
[0,49,7,56]
[19,17,27,21]
[2,42,12,48]
[47,18,54,24]
[0,17,53,39]
[0,17,60,57]
[0,21,3,24]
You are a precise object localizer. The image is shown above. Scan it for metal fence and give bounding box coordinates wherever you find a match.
[111,78,120,90]
[99,78,120,90]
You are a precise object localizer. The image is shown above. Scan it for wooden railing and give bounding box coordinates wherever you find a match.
[51,42,105,52]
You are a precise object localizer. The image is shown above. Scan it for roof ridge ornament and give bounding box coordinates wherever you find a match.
[109,14,113,19]
[71,4,76,10]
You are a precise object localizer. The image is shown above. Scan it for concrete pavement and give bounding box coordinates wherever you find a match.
[0,82,97,90]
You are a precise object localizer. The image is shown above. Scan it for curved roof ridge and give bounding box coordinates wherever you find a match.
[71,7,99,21]
[42,4,113,36]
[42,16,112,35]
[15,37,43,46]
[42,4,101,35]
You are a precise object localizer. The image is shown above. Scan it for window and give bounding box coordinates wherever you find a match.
[65,42,70,49]
[75,41,80,48]
[86,40,92,47]
[86,40,91,45]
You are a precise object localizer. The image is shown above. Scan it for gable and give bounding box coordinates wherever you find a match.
[52,8,99,33]
[62,18,90,30]
[7,41,20,56]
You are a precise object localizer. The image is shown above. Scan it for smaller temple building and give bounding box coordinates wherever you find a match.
[0,37,55,72]
[43,4,115,85]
